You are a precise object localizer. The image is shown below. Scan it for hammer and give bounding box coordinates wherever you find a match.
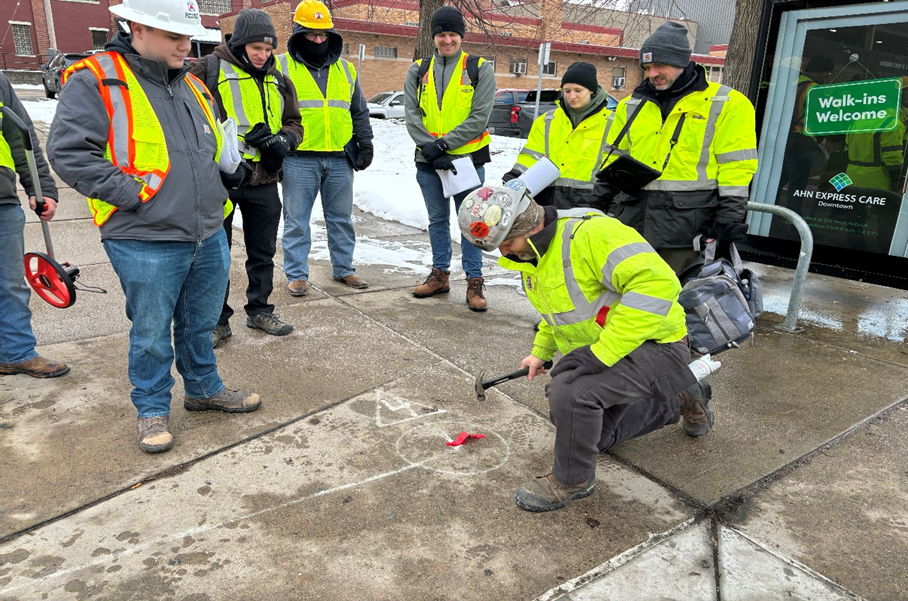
[475,360,553,401]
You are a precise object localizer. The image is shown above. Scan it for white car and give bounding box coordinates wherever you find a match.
[367,91,405,119]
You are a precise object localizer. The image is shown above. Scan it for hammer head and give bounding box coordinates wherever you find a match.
[474,372,486,401]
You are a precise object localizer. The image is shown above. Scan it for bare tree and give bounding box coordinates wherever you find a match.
[415,0,445,60]
[724,0,762,98]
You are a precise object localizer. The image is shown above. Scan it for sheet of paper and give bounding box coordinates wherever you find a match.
[217,118,242,174]
[518,156,560,197]
[436,157,481,197]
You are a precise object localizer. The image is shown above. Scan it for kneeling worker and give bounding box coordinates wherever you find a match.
[458,183,713,512]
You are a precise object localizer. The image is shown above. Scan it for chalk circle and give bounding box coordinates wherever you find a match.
[395,419,509,476]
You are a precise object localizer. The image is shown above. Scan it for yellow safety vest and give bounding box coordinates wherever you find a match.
[845,110,906,190]
[0,102,15,169]
[276,54,354,152]
[605,82,758,198]
[499,210,687,366]
[217,60,284,161]
[63,52,227,226]
[417,53,490,155]
[513,104,613,192]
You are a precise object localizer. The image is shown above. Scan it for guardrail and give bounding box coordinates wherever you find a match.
[746,201,814,333]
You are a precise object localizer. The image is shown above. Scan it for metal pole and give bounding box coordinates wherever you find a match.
[533,42,550,122]
[357,43,365,78]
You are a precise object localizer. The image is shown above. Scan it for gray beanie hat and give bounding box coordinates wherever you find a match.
[640,22,691,68]
[229,9,278,50]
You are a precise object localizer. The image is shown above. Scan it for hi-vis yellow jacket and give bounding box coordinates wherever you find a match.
[417,53,490,155]
[63,51,226,226]
[499,209,687,366]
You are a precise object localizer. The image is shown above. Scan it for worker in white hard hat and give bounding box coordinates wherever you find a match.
[457,180,714,512]
[48,0,263,455]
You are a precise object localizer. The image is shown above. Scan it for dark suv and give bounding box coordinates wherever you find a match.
[488,88,618,138]
[41,50,90,99]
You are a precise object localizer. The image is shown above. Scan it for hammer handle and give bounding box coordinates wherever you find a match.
[482,360,553,389]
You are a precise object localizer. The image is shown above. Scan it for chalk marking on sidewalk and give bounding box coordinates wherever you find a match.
[374,387,447,427]
[0,461,425,596]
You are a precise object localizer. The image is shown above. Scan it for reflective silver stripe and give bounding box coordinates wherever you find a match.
[622,98,644,146]
[543,110,556,157]
[644,179,717,191]
[696,85,731,181]
[601,241,654,287]
[95,53,132,169]
[220,60,250,131]
[553,177,594,189]
[276,54,289,74]
[588,113,614,178]
[719,185,750,196]
[141,172,163,188]
[339,60,355,93]
[298,100,325,108]
[519,148,545,160]
[621,291,672,316]
[327,99,351,109]
[716,148,757,163]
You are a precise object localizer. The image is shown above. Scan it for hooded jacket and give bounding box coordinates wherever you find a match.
[280,25,372,157]
[0,73,57,206]
[48,32,227,242]
[190,43,302,186]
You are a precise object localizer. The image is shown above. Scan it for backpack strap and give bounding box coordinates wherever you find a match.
[203,53,220,93]
[465,53,480,88]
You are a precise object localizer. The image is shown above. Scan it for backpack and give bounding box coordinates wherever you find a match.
[678,240,763,355]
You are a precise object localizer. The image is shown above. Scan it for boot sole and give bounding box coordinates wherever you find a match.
[514,483,596,512]
[412,287,450,298]
[183,400,262,413]
[138,439,174,453]
[468,303,488,312]
[682,381,714,437]
[0,365,71,378]
[246,323,293,336]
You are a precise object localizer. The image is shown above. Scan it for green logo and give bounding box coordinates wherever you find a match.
[829,172,853,192]
[804,78,902,136]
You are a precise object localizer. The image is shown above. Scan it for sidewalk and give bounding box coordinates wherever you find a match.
[1,127,906,600]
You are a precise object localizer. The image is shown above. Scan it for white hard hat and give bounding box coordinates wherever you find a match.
[458,179,534,251]
[110,0,207,36]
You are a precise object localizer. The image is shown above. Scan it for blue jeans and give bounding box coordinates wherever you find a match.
[0,204,38,364]
[281,155,356,281]
[415,163,485,279]
[103,230,230,418]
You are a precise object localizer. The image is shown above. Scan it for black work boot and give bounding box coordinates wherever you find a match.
[211,323,232,349]
[678,380,714,437]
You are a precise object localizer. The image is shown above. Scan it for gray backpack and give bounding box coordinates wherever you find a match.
[678,240,762,355]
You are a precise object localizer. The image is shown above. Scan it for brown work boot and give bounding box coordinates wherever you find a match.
[466,277,488,312]
[136,416,173,453]
[287,280,310,297]
[412,268,450,298]
[333,274,369,289]
[515,473,596,512]
[184,388,262,413]
[678,380,714,437]
[0,356,70,378]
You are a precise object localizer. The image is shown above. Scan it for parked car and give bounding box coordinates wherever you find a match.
[488,88,619,138]
[367,91,405,119]
[41,50,90,99]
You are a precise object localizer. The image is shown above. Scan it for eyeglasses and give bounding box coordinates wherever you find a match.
[304,32,329,41]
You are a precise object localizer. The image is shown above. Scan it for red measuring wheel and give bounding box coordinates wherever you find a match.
[23,252,79,309]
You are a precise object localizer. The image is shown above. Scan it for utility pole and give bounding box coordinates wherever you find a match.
[43,0,58,50]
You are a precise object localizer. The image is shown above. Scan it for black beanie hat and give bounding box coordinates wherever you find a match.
[229,9,278,50]
[640,22,691,68]
[561,61,598,92]
[431,6,466,38]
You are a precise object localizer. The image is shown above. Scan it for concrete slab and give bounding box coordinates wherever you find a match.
[0,363,694,601]
[23,187,91,223]
[0,296,438,539]
[723,404,908,601]
[610,325,908,505]
[718,526,865,601]
[23,219,107,267]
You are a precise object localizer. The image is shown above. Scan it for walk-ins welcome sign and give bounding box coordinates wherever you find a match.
[805,77,902,136]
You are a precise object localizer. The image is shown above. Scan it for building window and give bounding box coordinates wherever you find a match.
[485,56,496,71]
[611,66,626,89]
[542,61,556,76]
[509,59,527,75]
[198,0,231,16]
[374,45,397,59]
[11,23,33,56]
[90,28,108,50]
[404,21,419,27]
[342,43,350,55]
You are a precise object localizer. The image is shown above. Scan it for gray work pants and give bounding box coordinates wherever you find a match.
[545,340,692,484]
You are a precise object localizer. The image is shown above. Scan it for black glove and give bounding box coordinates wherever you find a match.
[419,139,448,163]
[243,122,271,149]
[502,168,521,183]
[431,154,458,174]
[549,346,606,384]
[702,220,749,244]
[354,143,374,170]
[259,131,293,158]
[220,161,252,190]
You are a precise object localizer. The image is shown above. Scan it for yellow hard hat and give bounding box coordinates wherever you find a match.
[293,0,334,30]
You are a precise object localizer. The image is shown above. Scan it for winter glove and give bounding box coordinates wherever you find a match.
[549,346,606,384]
[354,143,374,170]
[702,220,749,244]
[259,132,293,159]
[419,139,448,163]
[243,122,271,149]
[502,168,521,183]
[220,161,252,190]
[431,154,458,174]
